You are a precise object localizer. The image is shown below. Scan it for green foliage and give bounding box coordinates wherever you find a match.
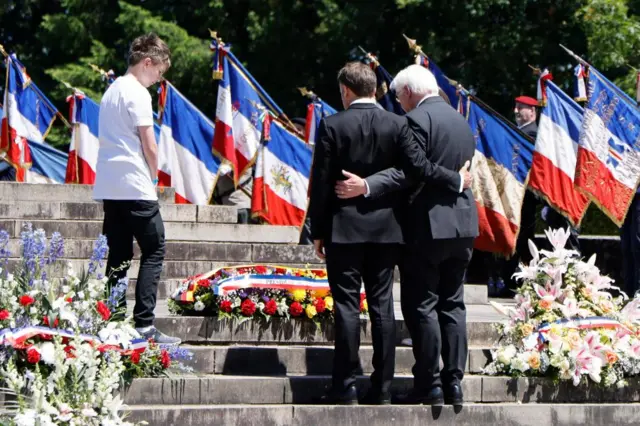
[2,0,640,233]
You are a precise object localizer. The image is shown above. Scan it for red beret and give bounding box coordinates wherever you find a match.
[515,96,538,107]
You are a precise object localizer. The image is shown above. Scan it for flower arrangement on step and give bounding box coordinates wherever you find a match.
[0,224,193,426]
[168,264,368,324]
[485,228,640,388]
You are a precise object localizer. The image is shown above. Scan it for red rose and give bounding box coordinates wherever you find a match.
[197,279,211,288]
[316,270,327,278]
[241,299,256,316]
[0,310,10,321]
[64,345,75,359]
[26,347,40,364]
[19,295,35,307]
[360,293,366,303]
[65,297,73,303]
[219,300,233,313]
[96,301,111,321]
[290,301,303,317]
[275,267,287,275]
[130,351,141,364]
[264,299,278,315]
[161,349,171,369]
[254,265,267,274]
[42,316,57,327]
[313,298,326,313]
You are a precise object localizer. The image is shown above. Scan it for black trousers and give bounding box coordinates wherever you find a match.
[399,238,473,390]
[621,194,640,297]
[103,200,166,328]
[325,243,398,394]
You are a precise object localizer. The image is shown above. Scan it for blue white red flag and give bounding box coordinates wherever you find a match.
[65,91,99,184]
[529,80,590,226]
[158,81,221,205]
[305,97,337,145]
[211,38,287,184]
[252,118,312,226]
[415,53,461,112]
[1,54,60,181]
[574,68,640,225]
[464,93,534,256]
[25,140,67,184]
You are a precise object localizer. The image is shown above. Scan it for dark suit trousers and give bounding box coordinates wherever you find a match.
[621,194,640,297]
[399,238,473,390]
[325,243,398,393]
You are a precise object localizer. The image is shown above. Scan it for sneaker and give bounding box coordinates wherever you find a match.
[136,326,182,346]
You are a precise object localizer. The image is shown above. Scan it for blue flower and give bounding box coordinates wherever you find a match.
[88,235,109,276]
[0,229,11,276]
[46,232,64,265]
[107,277,129,310]
[166,345,194,361]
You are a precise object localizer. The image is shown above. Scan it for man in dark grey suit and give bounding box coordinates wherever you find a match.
[336,64,478,406]
[309,62,472,405]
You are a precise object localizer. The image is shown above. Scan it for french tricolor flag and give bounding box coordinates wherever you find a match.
[157,81,221,205]
[65,91,99,184]
[304,98,337,144]
[211,37,286,185]
[1,54,59,181]
[252,118,312,226]
[465,93,534,256]
[528,80,590,226]
[25,141,67,184]
[574,68,640,225]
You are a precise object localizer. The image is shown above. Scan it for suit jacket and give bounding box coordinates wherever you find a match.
[308,101,461,244]
[365,96,479,242]
[519,121,538,139]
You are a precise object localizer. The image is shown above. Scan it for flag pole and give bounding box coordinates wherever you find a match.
[559,44,591,68]
[402,34,460,87]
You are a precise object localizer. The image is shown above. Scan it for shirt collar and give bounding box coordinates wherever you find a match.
[350,97,377,105]
[518,120,535,129]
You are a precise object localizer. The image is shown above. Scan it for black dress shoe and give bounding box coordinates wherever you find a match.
[393,386,444,406]
[444,383,463,406]
[360,389,391,405]
[317,385,358,405]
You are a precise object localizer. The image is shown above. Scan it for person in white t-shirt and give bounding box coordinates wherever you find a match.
[93,33,180,345]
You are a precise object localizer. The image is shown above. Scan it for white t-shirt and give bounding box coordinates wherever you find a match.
[92,75,157,201]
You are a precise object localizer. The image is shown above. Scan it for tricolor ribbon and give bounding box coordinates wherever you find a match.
[536,68,553,107]
[535,316,630,343]
[574,64,588,102]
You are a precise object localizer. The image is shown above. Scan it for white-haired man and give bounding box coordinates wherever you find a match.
[336,64,478,406]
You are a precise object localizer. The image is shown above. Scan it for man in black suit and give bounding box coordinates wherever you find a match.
[335,64,478,406]
[308,62,471,405]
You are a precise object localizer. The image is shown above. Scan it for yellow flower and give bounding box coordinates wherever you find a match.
[520,323,534,337]
[528,351,541,370]
[324,296,334,311]
[305,304,317,318]
[312,289,329,298]
[291,289,307,302]
[361,299,368,312]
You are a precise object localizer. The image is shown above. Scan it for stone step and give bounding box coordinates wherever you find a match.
[6,239,321,264]
[124,403,640,426]
[172,344,491,375]
[0,220,300,243]
[126,279,488,305]
[123,375,640,405]
[0,182,175,203]
[0,202,236,223]
[152,315,500,347]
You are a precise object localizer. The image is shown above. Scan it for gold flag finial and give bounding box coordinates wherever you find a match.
[297,87,316,98]
[403,34,421,54]
[0,44,7,58]
[528,64,542,76]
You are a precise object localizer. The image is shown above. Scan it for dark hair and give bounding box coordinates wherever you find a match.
[128,33,171,67]
[337,62,376,97]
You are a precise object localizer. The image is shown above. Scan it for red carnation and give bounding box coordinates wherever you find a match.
[65,297,73,303]
[264,299,278,316]
[313,298,326,313]
[161,349,171,369]
[41,316,58,328]
[64,345,76,359]
[254,265,267,274]
[19,295,35,307]
[0,310,10,321]
[197,279,211,288]
[219,300,233,313]
[130,351,141,365]
[290,301,303,317]
[96,301,111,321]
[26,347,40,364]
[275,267,287,275]
[316,270,327,278]
[241,299,256,316]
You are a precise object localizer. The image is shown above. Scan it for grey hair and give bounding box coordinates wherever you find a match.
[390,64,439,97]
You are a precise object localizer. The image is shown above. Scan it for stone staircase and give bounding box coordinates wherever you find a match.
[2,182,639,425]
